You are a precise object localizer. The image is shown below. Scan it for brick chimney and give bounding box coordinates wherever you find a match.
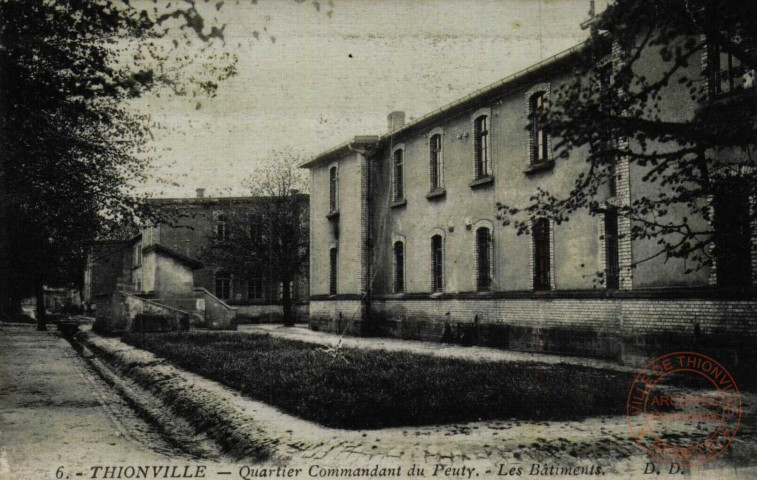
[196,188,205,198]
[387,111,405,132]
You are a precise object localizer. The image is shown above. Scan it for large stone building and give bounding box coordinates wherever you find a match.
[145,190,309,321]
[84,190,310,330]
[146,189,308,321]
[302,15,757,364]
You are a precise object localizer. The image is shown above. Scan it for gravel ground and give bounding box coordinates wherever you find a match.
[0,323,222,480]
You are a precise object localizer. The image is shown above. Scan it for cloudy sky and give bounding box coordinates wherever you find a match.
[138,0,607,197]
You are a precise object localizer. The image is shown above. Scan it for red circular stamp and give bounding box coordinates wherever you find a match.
[626,352,742,466]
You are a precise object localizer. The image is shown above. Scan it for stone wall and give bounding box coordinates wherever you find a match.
[93,291,191,334]
[310,295,757,367]
[194,288,237,330]
[309,298,365,335]
[234,303,309,323]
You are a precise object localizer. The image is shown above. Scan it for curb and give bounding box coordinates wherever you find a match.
[73,330,282,462]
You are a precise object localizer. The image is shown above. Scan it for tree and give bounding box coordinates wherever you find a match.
[497,0,757,287]
[202,151,309,326]
[0,1,237,329]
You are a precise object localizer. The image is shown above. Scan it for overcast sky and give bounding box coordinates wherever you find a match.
[137,0,607,197]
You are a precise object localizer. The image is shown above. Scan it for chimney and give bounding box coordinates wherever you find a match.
[196,188,205,198]
[387,111,405,132]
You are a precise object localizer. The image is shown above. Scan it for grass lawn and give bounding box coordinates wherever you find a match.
[122,331,635,430]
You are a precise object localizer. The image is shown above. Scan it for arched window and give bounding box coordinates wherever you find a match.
[215,271,231,300]
[429,133,443,191]
[329,165,338,213]
[329,247,338,295]
[474,115,490,178]
[713,186,752,288]
[529,91,549,165]
[394,241,405,293]
[476,227,492,292]
[393,148,404,201]
[431,234,444,292]
[532,218,551,291]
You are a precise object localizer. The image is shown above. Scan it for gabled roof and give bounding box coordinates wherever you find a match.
[142,243,204,270]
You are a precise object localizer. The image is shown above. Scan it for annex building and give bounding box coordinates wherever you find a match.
[302,12,757,364]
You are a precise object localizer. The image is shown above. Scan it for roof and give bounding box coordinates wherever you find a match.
[142,243,204,270]
[299,136,380,169]
[147,196,262,205]
[146,193,309,206]
[302,40,587,169]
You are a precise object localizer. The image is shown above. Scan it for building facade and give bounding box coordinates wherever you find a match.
[303,25,757,364]
[145,190,309,322]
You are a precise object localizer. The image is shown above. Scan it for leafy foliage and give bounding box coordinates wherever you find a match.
[200,150,309,325]
[497,0,757,280]
[0,1,236,319]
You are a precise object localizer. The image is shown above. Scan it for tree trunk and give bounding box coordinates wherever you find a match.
[282,276,294,327]
[35,281,47,331]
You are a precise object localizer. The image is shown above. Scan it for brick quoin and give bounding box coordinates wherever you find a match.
[302,17,757,363]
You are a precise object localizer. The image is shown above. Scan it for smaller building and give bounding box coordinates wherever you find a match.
[85,233,237,333]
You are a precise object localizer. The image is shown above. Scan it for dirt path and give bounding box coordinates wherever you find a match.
[0,324,218,480]
[238,324,639,372]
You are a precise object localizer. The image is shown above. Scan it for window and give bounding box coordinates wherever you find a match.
[476,227,492,292]
[608,159,618,198]
[248,278,264,300]
[216,213,229,241]
[329,247,338,295]
[713,189,752,288]
[529,92,549,165]
[329,165,339,213]
[429,133,443,191]
[474,115,491,178]
[279,281,295,300]
[215,272,231,300]
[393,149,404,201]
[709,36,749,96]
[133,276,142,293]
[596,62,614,105]
[533,218,551,291]
[133,243,142,267]
[394,241,405,293]
[604,209,620,290]
[431,235,444,292]
[249,214,262,244]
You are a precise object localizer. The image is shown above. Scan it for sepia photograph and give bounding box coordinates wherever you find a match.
[1,1,755,479]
